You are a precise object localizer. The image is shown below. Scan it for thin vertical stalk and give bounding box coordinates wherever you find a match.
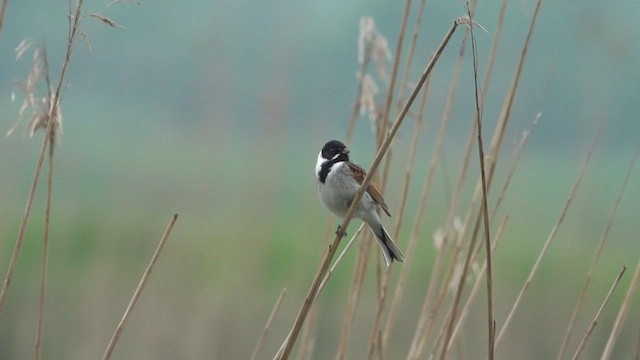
[34,138,55,360]
[251,289,288,360]
[101,213,179,360]
[468,7,495,359]
[377,0,413,145]
[571,265,627,360]
[447,215,510,353]
[601,259,640,360]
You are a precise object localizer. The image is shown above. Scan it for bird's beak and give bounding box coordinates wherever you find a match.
[342,148,350,155]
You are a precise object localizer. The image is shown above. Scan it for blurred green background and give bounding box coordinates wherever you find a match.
[0,0,639,359]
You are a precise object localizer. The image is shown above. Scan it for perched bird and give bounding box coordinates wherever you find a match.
[315,140,404,266]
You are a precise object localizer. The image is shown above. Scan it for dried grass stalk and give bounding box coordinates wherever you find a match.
[571,265,627,360]
[601,259,640,360]
[251,288,288,360]
[101,213,179,360]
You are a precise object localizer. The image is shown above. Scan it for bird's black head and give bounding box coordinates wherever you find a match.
[321,140,350,162]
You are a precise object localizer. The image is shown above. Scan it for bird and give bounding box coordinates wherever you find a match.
[315,140,404,266]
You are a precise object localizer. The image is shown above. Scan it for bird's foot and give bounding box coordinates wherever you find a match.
[335,225,347,238]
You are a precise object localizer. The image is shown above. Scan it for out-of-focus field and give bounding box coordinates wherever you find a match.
[0,115,638,358]
[0,0,639,359]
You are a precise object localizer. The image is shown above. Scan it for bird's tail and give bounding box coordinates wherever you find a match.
[370,223,405,267]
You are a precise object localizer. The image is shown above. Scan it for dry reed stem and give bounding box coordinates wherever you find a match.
[571,265,627,360]
[251,288,288,360]
[318,224,366,293]
[335,233,373,360]
[101,213,179,360]
[490,113,540,221]
[557,143,640,360]
[367,61,433,360]
[396,33,474,358]
[636,323,640,360]
[34,139,54,360]
[447,215,509,353]
[381,74,431,350]
[409,1,513,349]
[601,258,640,360]
[276,20,460,360]
[297,305,318,360]
[467,6,495,359]
[406,247,445,359]
[494,121,602,350]
[440,14,496,357]
[0,0,83,316]
[335,232,375,360]
[426,0,542,352]
[0,0,8,35]
[396,50,471,355]
[396,0,429,108]
[376,0,412,146]
[481,0,509,95]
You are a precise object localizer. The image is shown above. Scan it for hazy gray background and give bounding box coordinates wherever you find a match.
[0,0,639,359]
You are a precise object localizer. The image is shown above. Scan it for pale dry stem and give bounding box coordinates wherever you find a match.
[467,6,495,359]
[376,0,412,145]
[101,213,179,360]
[383,16,472,358]
[0,0,8,36]
[335,232,374,360]
[34,139,55,360]
[601,259,640,360]
[571,265,627,360]
[447,215,510,353]
[380,74,431,349]
[251,288,288,360]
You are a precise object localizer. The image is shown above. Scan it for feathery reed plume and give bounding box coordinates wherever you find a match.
[557,143,640,360]
[346,17,390,143]
[494,121,602,350]
[101,213,179,360]
[1,0,122,318]
[601,259,640,360]
[571,265,627,360]
[0,0,85,317]
[252,289,288,360]
[275,19,462,360]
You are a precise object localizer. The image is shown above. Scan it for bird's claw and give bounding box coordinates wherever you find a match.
[336,226,347,238]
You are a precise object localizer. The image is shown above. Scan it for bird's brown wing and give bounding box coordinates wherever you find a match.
[347,162,391,216]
